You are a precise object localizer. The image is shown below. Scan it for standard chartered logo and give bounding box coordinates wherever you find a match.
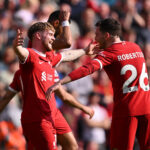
[41,71,46,81]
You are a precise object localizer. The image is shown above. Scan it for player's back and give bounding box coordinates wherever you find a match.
[101,41,150,117]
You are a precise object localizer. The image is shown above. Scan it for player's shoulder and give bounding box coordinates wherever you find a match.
[126,41,140,48]
[27,48,37,55]
[108,41,141,53]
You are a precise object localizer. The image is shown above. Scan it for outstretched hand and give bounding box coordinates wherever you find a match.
[45,82,61,101]
[85,41,100,56]
[13,29,24,49]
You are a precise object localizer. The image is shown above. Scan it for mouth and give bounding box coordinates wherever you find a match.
[49,41,53,44]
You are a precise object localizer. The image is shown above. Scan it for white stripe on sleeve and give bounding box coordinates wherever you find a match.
[55,53,63,68]
[93,59,103,70]
[8,86,18,93]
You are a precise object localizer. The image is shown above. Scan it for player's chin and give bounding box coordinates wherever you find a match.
[47,44,53,51]
[46,48,52,51]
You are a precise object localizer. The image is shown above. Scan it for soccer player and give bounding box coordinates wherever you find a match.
[0,70,94,150]
[27,10,71,51]
[47,10,72,50]
[12,22,94,150]
[46,18,150,150]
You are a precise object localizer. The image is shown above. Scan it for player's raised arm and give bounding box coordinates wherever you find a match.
[52,11,72,50]
[45,59,101,99]
[13,29,29,63]
[45,42,101,99]
[55,85,94,119]
[60,41,100,62]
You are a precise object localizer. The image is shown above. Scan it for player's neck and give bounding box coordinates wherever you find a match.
[32,42,46,54]
[105,36,122,48]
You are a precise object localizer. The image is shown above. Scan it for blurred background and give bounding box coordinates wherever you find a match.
[0,0,149,149]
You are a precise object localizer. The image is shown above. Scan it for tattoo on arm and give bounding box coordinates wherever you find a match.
[61,49,85,62]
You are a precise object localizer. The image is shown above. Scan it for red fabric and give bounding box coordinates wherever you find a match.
[69,60,100,81]
[9,70,22,92]
[22,120,57,150]
[110,115,150,150]
[19,48,62,123]
[69,41,150,117]
[54,109,71,134]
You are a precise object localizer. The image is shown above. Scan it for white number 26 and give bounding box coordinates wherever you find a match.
[121,63,149,93]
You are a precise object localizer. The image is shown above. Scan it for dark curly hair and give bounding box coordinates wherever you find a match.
[95,18,121,37]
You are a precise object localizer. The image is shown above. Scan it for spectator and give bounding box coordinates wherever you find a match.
[81,92,111,150]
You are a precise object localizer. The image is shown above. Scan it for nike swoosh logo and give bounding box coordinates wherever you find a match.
[39,61,44,64]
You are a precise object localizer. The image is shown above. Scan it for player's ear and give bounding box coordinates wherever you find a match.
[53,20,60,29]
[35,32,42,40]
[105,32,111,40]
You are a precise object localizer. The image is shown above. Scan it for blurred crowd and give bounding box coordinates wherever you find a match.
[0,0,149,149]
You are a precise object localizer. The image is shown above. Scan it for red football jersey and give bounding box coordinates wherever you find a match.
[17,48,62,123]
[9,69,71,135]
[69,41,150,117]
[9,70,22,93]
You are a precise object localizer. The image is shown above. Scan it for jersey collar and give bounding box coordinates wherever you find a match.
[32,48,46,57]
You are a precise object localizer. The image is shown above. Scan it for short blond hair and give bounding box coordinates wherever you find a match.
[28,22,55,40]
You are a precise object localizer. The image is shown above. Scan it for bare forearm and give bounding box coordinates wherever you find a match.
[60,76,72,85]
[52,27,72,50]
[55,86,84,110]
[61,49,85,62]
[14,46,29,62]
[61,26,72,47]
[0,90,16,113]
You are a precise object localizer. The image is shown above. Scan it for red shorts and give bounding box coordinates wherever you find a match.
[54,109,71,134]
[110,114,150,150]
[22,120,57,150]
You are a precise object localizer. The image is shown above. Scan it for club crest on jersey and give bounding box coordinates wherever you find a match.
[39,61,44,64]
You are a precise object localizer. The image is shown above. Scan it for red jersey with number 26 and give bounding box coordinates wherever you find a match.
[19,48,62,123]
[69,41,150,117]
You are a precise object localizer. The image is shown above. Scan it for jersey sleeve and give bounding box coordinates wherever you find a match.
[93,51,114,68]
[68,59,101,81]
[19,48,35,71]
[9,70,21,93]
[68,50,114,81]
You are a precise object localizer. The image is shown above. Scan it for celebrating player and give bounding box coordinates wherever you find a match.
[12,21,95,150]
[0,69,94,150]
[46,18,150,150]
